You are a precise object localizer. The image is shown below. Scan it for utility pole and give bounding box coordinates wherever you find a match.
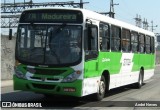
[109,0,119,18]
[14,0,15,11]
[149,21,158,32]
[134,14,142,28]
[24,0,25,9]
[80,0,83,8]
[4,0,6,12]
[142,18,148,30]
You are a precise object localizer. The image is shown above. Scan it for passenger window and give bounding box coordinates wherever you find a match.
[151,37,155,53]
[99,23,110,51]
[131,31,138,53]
[122,29,131,52]
[139,34,145,53]
[146,35,151,54]
[111,25,121,51]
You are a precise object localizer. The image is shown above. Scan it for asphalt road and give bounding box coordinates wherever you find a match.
[1,66,160,110]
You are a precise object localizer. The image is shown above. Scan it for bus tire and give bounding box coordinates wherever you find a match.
[94,75,106,101]
[135,69,144,89]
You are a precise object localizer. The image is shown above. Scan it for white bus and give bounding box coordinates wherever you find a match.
[14,8,155,100]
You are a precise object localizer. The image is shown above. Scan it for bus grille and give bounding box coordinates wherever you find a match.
[32,83,55,90]
[27,67,66,75]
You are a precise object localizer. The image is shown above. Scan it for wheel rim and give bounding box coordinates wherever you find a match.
[99,81,105,95]
[139,73,143,86]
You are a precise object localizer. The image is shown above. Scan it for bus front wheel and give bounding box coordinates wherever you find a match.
[95,75,106,101]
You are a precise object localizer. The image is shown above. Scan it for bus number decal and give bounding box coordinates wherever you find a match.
[123,59,131,66]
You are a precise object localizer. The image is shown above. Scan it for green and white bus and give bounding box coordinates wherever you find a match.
[14,8,155,100]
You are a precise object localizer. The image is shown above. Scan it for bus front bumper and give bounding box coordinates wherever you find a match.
[13,75,82,97]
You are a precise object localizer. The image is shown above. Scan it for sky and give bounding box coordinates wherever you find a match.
[85,0,160,34]
[1,0,160,34]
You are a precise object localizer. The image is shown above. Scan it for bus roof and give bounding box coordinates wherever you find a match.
[22,7,155,36]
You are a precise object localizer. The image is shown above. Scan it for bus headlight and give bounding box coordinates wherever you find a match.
[14,67,26,79]
[62,70,82,82]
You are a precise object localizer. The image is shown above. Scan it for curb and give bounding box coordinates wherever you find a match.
[1,80,13,88]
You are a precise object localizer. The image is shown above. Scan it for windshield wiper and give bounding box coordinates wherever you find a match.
[50,51,61,64]
[51,23,67,38]
[47,23,67,64]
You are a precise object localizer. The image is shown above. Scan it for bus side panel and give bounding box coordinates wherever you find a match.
[109,52,122,75]
[82,52,122,96]
[138,54,155,80]
[151,54,156,69]
[98,52,122,88]
[132,53,139,72]
[82,59,100,96]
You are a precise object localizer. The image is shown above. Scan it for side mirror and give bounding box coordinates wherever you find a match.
[9,29,12,40]
[86,19,92,27]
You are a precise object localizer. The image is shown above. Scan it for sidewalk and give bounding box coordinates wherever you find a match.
[1,80,13,88]
[1,65,160,88]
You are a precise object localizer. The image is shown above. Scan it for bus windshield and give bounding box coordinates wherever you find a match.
[16,24,82,66]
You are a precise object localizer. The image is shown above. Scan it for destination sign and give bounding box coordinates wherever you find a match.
[20,10,83,23]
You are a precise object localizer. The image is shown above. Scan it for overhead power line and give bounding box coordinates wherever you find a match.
[1,1,89,28]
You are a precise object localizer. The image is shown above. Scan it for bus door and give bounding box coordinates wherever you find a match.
[82,23,99,95]
[84,24,99,79]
